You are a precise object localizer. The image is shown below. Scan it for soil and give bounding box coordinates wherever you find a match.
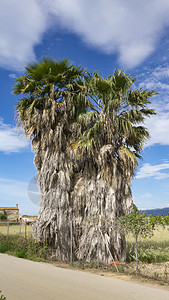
[47,259,169,290]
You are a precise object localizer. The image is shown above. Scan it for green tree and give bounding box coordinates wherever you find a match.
[118,205,157,274]
[157,213,169,227]
[164,214,169,225]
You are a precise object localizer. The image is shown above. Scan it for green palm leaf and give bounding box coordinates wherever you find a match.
[71,70,157,177]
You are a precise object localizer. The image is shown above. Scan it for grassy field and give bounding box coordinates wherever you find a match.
[0,224,169,263]
[0,224,33,237]
[126,225,169,263]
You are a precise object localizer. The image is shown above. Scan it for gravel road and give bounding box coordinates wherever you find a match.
[0,253,169,300]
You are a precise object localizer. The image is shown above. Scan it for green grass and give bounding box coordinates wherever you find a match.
[0,233,48,262]
[0,290,6,300]
[0,225,48,262]
[0,225,169,264]
[126,226,169,263]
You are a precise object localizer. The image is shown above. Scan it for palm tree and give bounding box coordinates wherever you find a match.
[13,58,88,260]
[14,62,156,263]
[70,70,156,262]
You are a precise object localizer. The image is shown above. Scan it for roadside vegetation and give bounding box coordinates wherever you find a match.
[118,205,169,279]
[0,233,48,262]
[126,226,169,264]
[0,290,6,300]
[0,218,169,285]
[0,221,169,264]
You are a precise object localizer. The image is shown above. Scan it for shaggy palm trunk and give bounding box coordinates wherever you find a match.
[32,125,73,261]
[72,145,133,263]
[33,141,133,263]
[72,177,132,263]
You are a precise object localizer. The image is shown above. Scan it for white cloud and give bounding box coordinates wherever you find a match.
[0,119,28,153]
[48,0,169,68]
[9,74,16,79]
[137,65,169,146]
[152,66,169,79]
[142,81,169,91]
[1,0,169,69]
[139,65,169,91]
[0,177,39,215]
[0,177,28,199]
[145,111,169,146]
[0,0,47,70]
[136,162,169,179]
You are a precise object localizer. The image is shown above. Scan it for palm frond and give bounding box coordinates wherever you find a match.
[119,146,138,165]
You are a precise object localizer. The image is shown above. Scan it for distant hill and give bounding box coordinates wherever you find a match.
[141,207,169,216]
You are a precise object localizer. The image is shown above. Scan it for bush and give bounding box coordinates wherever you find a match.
[15,249,27,258]
[0,213,7,220]
[0,290,6,300]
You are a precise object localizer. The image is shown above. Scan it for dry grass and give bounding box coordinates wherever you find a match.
[116,261,169,285]
[0,224,33,237]
[127,226,169,244]
[126,226,169,263]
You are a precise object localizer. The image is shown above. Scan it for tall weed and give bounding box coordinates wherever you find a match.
[0,234,48,261]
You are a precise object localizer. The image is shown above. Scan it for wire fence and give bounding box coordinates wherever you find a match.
[1,219,168,274]
[0,221,33,240]
[0,219,119,270]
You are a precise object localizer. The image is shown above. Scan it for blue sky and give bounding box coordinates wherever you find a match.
[1,0,169,215]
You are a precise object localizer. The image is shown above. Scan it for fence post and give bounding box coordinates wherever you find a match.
[7,221,9,241]
[97,224,99,268]
[20,218,21,235]
[25,221,27,241]
[70,219,73,265]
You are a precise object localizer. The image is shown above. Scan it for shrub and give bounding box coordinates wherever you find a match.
[0,290,6,300]
[0,213,7,220]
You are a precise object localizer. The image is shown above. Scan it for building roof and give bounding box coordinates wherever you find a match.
[0,207,19,210]
[21,215,37,220]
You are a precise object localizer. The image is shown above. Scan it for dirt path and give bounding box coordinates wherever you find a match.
[0,254,169,300]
